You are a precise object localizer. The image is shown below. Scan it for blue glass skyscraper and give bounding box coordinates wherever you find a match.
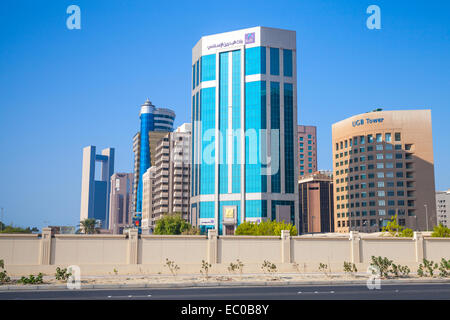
[190,27,299,235]
[133,99,175,214]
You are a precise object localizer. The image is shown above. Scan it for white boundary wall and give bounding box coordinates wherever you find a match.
[0,229,449,275]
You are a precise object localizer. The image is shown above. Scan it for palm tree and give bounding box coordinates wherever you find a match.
[77,218,100,234]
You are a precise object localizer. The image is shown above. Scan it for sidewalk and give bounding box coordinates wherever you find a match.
[1,272,449,291]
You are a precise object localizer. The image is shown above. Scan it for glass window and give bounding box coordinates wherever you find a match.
[386,153,393,159]
[270,47,280,76]
[377,172,384,178]
[378,181,385,188]
[367,135,373,143]
[376,134,382,142]
[385,144,393,150]
[376,144,383,151]
[283,49,292,77]
[379,209,386,215]
[360,136,365,144]
[377,163,384,169]
[386,162,393,168]
[201,54,216,82]
[245,47,266,75]
[376,154,384,160]
[385,133,391,142]
[395,132,401,141]
[378,191,385,197]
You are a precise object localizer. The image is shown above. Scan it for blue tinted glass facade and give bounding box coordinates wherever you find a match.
[201,54,216,82]
[245,200,267,218]
[191,94,196,197]
[245,47,266,75]
[284,83,294,193]
[200,87,216,195]
[283,49,293,77]
[136,112,154,212]
[232,50,241,193]
[245,81,267,193]
[219,52,229,194]
[270,81,280,193]
[270,48,279,76]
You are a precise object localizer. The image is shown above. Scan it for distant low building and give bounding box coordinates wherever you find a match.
[49,226,76,234]
[436,189,450,228]
[298,171,334,234]
[108,173,134,234]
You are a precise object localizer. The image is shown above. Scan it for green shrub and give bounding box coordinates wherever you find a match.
[154,213,195,235]
[382,215,413,237]
[261,260,278,274]
[55,267,71,281]
[18,273,44,285]
[431,224,450,238]
[343,261,357,275]
[235,220,297,236]
[370,256,392,278]
[165,258,180,277]
[200,260,211,280]
[228,259,244,276]
[0,259,10,284]
[438,258,450,277]
[418,259,439,277]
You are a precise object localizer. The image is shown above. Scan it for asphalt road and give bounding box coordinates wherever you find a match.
[1,283,449,300]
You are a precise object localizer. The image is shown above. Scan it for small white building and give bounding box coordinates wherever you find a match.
[436,189,450,228]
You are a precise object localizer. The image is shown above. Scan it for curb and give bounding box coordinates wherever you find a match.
[1,278,449,291]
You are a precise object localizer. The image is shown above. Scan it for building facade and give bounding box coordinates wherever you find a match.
[332,109,436,233]
[436,190,450,228]
[141,124,191,234]
[132,99,175,215]
[298,171,334,234]
[79,146,114,229]
[108,172,133,234]
[297,125,317,178]
[190,26,299,235]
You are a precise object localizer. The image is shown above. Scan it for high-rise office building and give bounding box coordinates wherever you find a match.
[298,171,334,234]
[436,190,450,228]
[332,109,436,233]
[141,123,191,234]
[80,146,114,228]
[297,125,317,178]
[190,26,299,235]
[108,172,133,234]
[132,99,175,214]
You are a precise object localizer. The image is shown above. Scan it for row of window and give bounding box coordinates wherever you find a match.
[335,144,408,160]
[337,199,408,209]
[335,132,402,151]
[337,217,406,228]
[337,189,408,200]
[192,47,294,90]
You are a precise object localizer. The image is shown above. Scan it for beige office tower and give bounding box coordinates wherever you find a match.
[297,125,317,178]
[332,109,436,233]
[141,123,192,234]
[108,173,133,234]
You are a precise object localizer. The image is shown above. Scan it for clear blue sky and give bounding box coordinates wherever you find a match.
[0,0,449,229]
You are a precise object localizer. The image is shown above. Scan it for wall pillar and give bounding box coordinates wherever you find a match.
[414,232,424,262]
[281,230,291,263]
[207,229,218,264]
[127,229,139,264]
[39,228,52,265]
[350,231,361,264]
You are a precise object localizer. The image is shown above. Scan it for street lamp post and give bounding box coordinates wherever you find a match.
[424,204,429,231]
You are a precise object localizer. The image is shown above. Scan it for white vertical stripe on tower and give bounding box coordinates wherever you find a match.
[228,52,233,194]
[214,52,220,231]
[240,46,246,223]
[280,48,285,195]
